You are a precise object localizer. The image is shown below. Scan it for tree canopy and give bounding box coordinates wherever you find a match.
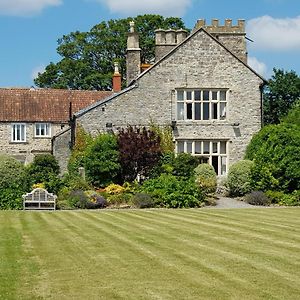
[34,15,187,90]
[263,68,300,125]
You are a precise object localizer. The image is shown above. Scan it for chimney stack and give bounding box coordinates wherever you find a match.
[126,21,141,86]
[112,62,121,92]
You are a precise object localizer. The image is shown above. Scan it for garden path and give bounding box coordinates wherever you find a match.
[209,196,261,209]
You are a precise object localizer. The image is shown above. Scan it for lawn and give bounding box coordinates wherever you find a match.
[1,208,300,300]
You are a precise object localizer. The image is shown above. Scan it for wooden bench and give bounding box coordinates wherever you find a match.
[23,188,57,210]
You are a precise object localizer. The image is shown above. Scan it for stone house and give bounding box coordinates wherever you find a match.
[0,88,112,164]
[54,19,266,176]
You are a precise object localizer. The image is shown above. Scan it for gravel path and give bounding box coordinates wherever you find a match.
[208,196,261,209]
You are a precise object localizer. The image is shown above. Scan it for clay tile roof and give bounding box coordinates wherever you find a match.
[0,88,113,123]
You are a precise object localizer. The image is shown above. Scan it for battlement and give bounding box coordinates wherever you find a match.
[155,28,188,45]
[194,19,245,34]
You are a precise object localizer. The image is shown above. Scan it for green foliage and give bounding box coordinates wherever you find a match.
[149,122,174,153]
[263,68,300,125]
[140,174,204,208]
[118,126,162,182]
[245,124,300,192]
[0,155,29,209]
[172,153,199,178]
[26,154,60,187]
[244,191,271,206]
[265,190,300,206]
[281,101,300,126]
[68,124,93,175]
[194,164,217,195]
[227,160,254,196]
[34,15,187,90]
[85,133,121,187]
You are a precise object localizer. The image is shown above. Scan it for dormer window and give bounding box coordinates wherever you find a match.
[35,123,51,138]
[176,89,227,121]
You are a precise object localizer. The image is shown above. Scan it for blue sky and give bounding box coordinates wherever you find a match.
[0,0,299,87]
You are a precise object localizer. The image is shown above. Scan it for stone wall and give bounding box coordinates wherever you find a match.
[52,128,71,174]
[77,29,263,172]
[0,122,67,164]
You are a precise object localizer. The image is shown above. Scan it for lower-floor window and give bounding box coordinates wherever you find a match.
[11,123,26,142]
[176,140,228,175]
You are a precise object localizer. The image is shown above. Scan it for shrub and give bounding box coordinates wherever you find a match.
[265,190,300,206]
[106,193,132,207]
[245,124,300,192]
[104,183,125,195]
[149,122,174,153]
[140,174,204,208]
[131,193,154,208]
[244,191,271,206]
[194,163,217,195]
[227,160,254,196]
[26,154,60,184]
[172,153,199,178]
[85,133,121,187]
[57,188,107,209]
[0,154,29,209]
[118,126,162,182]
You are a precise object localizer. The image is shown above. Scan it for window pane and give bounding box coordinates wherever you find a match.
[203,103,210,120]
[221,157,227,175]
[203,141,210,154]
[212,156,218,174]
[220,91,226,101]
[212,103,218,119]
[212,91,218,100]
[21,125,25,141]
[177,141,184,153]
[187,141,192,153]
[220,141,226,154]
[194,90,201,101]
[203,90,209,101]
[212,142,218,153]
[186,91,192,100]
[187,103,193,119]
[177,103,184,120]
[195,141,201,154]
[195,103,201,120]
[220,102,226,119]
[177,90,184,101]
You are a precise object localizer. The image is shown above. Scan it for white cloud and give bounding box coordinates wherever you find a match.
[98,0,192,16]
[0,0,62,16]
[247,15,300,51]
[248,56,268,77]
[31,65,45,80]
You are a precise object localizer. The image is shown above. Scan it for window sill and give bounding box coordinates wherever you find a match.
[33,136,52,139]
[176,120,229,124]
[9,141,28,144]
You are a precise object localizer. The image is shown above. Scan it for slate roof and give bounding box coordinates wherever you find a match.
[0,88,113,122]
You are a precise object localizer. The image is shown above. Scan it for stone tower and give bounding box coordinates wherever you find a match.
[194,19,247,63]
[155,29,188,62]
[126,21,141,86]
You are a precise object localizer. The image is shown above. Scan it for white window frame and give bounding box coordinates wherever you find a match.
[176,89,228,121]
[35,123,51,138]
[11,123,26,143]
[176,140,228,175]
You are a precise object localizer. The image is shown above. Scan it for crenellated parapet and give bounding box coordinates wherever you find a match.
[194,19,245,34]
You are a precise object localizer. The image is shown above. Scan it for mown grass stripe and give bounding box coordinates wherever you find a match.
[81,211,297,299]
[99,210,300,284]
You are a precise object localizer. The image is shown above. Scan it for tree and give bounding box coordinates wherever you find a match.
[263,68,300,125]
[84,133,121,187]
[34,15,187,90]
[118,126,162,182]
[245,124,300,192]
